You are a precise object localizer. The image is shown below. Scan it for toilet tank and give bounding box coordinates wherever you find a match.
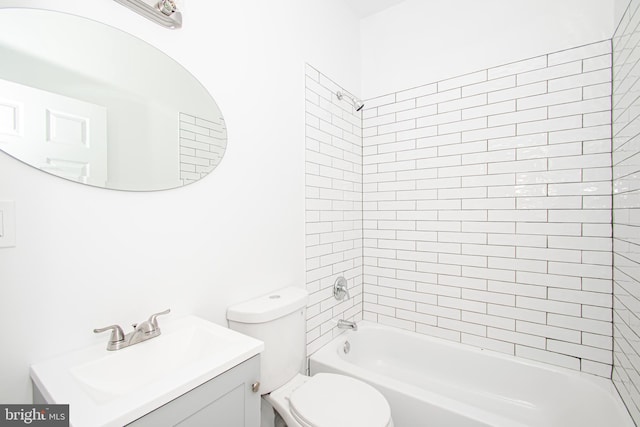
[227,287,308,394]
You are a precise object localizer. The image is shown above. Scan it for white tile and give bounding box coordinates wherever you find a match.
[548,69,611,92]
[462,197,514,210]
[462,100,516,120]
[417,110,462,128]
[548,98,611,118]
[366,93,396,109]
[378,99,416,116]
[549,125,611,144]
[584,82,611,99]
[462,173,515,187]
[548,181,611,196]
[583,111,611,128]
[438,70,487,92]
[364,113,398,129]
[377,119,416,135]
[548,153,611,170]
[489,107,547,127]
[489,257,547,274]
[515,345,580,370]
[488,328,545,348]
[416,323,461,342]
[547,340,612,364]
[438,317,487,335]
[517,246,581,263]
[396,104,438,121]
[463,149,515,165]
[488,133,547,151]
[517,88,582,110]
[516,169,582,185]
[488,56,547,79]
[517,61,582,86]
[438,163,488,178]
[548,262,612,280]
[488,158,546,174]
[548,41,611,66]
[417,132,462,148]
[488,304,546,324]
[581,360,611,378]
[488,82,547,103]
[517,115,583,136]
[438,274,487,290]
[462,334,515,355]
[548,236,612,251]
[516,320,581,342]
[462,124,516,143]
[583,54,612,72]
[517,142,581,160]
[396,126,438,141]
[462,76,516,97]
[516,296,581,316]
[517,222,581,236]
[417,88,461,107]
[396,83,438,102]
[439,94,487,114]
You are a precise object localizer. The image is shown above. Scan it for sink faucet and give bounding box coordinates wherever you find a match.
[337,319,358,331]
[94,309,170,351]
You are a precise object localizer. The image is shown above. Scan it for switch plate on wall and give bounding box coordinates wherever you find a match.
[0,200,16,247]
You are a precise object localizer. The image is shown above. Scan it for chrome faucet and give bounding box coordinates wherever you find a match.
[94,309,170,351]
[337,319,358,331]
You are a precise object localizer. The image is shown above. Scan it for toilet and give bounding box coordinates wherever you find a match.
[227,287,394,427]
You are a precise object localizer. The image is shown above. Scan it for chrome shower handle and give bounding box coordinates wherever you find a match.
[334,276,350,301]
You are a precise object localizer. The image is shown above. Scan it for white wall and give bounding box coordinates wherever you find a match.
[616,0,632,29]
[612,0,640,421]
[362,41,614,376]
[305,65,363,356]
[0,0,360,403]
[360,0,615,99]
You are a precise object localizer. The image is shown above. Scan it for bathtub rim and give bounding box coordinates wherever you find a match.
[309,320,631,426]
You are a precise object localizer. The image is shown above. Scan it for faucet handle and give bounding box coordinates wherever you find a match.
[333,276,350,301]
[93,324,125,344]
[148,309,171,329]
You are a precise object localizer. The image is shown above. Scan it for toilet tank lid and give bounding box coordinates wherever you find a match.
[227,287,309,324]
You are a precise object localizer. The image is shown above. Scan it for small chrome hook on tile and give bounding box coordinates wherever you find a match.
[333,276,350,301]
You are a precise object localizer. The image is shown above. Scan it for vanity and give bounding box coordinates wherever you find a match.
[30,316,263,427]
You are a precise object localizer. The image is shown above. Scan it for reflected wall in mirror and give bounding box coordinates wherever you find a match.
[0,8,227,191]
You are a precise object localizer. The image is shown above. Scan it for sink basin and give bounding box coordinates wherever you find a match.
[31,315,263,427]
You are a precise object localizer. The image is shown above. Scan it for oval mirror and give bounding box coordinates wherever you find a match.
[0,8,227,191]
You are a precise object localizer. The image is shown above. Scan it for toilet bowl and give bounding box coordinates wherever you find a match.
[265,373,393,427]
[227,287,394,427]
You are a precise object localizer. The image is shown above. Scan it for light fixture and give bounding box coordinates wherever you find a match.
[113,0,182,29]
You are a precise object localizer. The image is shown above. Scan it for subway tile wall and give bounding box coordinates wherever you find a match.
[305,64,363,355]
[179,113,227,185]
[361,41,613,377]
[613,0,640,422]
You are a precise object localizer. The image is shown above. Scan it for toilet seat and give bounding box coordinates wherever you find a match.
[288,373,392,427]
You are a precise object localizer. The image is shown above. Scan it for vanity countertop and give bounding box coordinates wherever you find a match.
[30,315,263,427]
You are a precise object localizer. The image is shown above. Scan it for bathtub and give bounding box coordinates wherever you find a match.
[309,321,633,427]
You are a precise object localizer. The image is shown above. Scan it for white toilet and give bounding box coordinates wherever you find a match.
[227,287,394,427]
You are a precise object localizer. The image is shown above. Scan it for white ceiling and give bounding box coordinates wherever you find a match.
[344,0,408,19]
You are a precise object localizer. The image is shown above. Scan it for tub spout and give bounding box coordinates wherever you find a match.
[337,319,358,331]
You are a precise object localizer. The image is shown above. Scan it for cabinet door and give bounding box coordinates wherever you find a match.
[127,355,260,427]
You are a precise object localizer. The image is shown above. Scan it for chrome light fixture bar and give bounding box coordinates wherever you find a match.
[113,0,182,29]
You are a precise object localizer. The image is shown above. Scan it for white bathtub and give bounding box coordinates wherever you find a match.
[309,321,633,427]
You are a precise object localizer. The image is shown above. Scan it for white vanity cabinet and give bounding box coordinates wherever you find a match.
[126,355,260,427]
[30,316,264,427]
